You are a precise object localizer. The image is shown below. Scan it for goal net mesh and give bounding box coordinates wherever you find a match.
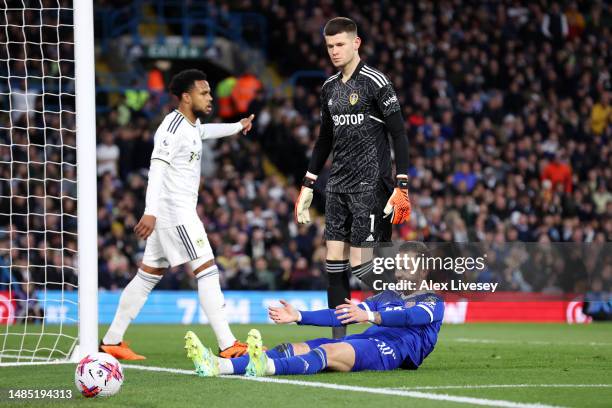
[0,0,79,363]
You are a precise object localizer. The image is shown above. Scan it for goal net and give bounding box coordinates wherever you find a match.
[0,0,97,364]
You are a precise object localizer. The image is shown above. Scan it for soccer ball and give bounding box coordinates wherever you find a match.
[74,352,124,398]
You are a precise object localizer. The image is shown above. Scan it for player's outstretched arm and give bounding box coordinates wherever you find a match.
[268,300,300,324]
[268,300,346,327]
[200,114,255,140]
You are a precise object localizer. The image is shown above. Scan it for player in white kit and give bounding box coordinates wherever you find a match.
[100,69,255,360]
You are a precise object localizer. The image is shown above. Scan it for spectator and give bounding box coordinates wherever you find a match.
[591,92,611,136]
[254,257,277,290]
[452,162,478,193]
[289,257,314,290]
[97,130,120,177]
[231,71,262,116]
[541,2,569,45]
[541,152,573,194]
[592,182,612,215]
[565,1,586,39]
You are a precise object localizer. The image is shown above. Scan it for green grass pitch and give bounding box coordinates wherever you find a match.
[1,323,611,407]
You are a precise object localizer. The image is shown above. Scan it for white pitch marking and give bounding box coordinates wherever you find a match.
[396,384,612,391]
[123,364,196,376]
[451,338,612,346]
[123,364,564,408]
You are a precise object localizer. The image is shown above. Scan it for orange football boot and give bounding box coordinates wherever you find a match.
[100,341,146,360]
[219,340,249,358]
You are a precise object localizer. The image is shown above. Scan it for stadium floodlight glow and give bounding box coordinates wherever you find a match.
[0,0,98,365]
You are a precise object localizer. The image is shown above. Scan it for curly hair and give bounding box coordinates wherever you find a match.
[168,69,207,98]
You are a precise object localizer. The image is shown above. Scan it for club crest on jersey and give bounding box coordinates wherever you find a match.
[349,92,359,105]
[196,238,205,247]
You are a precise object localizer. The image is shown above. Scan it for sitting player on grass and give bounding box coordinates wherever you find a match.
[184,241,444,376]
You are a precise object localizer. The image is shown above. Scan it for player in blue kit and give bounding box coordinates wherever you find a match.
[184,241,444,376]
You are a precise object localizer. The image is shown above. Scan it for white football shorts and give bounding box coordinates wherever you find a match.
[142,222,214,268]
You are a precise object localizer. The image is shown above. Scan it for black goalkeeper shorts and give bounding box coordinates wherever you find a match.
[324,182,392,247]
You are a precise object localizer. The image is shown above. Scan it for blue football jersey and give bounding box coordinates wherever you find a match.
[358,290,444,368]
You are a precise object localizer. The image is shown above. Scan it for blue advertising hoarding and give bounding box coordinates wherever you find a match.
[39,290,329,325]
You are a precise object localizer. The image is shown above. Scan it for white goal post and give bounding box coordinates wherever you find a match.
[74,0,98,362]
[0,0,98,364]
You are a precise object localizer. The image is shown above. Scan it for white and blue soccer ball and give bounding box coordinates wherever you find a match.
[74,352,124,398]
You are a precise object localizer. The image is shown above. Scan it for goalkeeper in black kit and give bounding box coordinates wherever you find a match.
[294,17,411,338]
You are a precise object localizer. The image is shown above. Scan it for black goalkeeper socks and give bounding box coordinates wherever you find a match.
[351,260,376,290]
[326,260,350,339]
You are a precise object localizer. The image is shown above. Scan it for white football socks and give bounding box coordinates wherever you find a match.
[266,358,276,375]
[196,265,236,350]
[216,356,275,375]
[103,269,161,345]
[218,358,234,374]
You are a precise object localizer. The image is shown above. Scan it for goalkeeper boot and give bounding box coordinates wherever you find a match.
[184,331,219,377]
[219,340,249,358]
[100,341,146,360]
[245,329,268,377]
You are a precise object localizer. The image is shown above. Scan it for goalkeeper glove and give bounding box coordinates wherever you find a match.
[294,176,315,224]
[383,177,412,225]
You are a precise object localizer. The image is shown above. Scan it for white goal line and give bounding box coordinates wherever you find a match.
[451,338,612,347]
[396,384,612,391]
[121,364,566,408]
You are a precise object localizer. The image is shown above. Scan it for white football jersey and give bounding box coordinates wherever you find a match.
[149,110,243,228]
[150,110,203,227]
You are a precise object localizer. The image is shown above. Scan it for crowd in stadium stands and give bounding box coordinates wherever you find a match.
[93,1,611,293]
[244,0,612,292]
[1,2,611,298]
[249,1,612,237]
[0,4,77,318]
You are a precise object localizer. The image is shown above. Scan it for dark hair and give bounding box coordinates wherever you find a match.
[168,69,207,98]
[323,17,357,37]
[398,241,430,258]
[398,241,433,277]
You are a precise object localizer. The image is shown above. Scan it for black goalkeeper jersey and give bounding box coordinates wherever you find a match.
[320,61,402,193]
